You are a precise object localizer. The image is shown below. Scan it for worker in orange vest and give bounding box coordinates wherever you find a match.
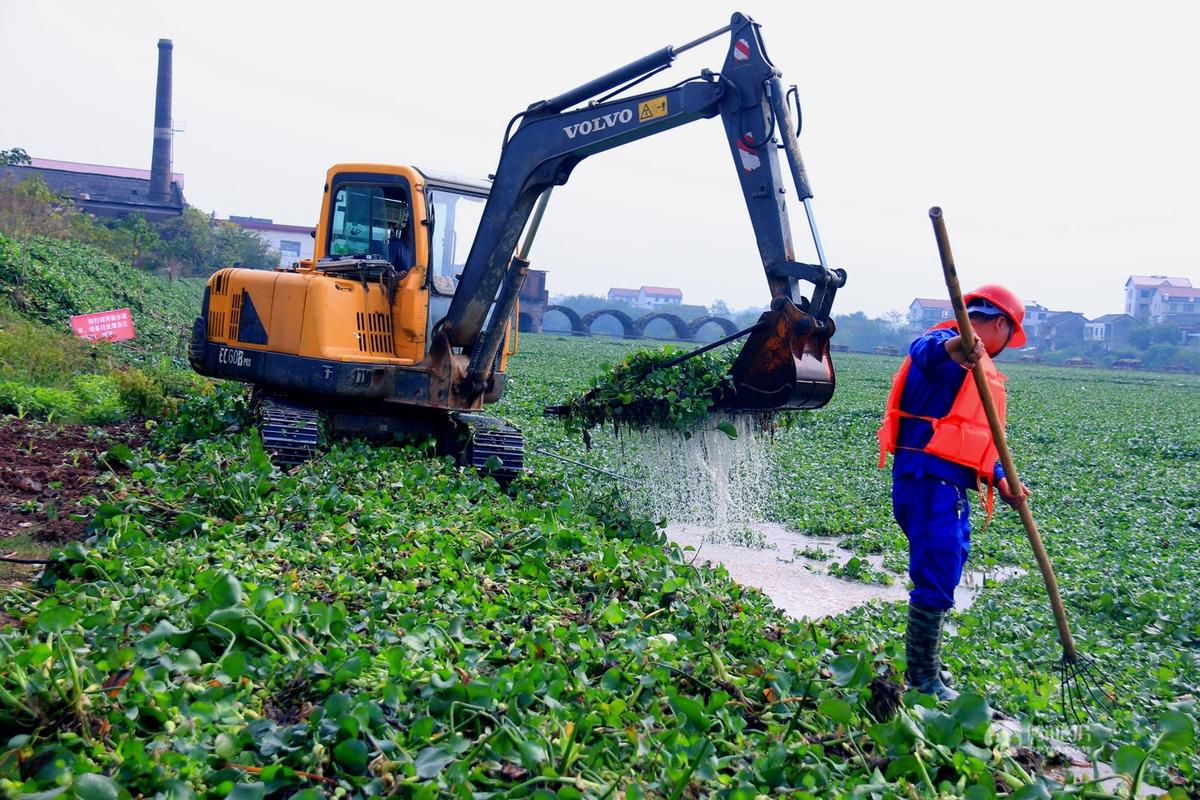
[878,285,1031,701]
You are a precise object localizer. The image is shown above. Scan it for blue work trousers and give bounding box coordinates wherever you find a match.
[892,475,971,611]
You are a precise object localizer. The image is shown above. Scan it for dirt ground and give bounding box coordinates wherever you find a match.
[0,417,145,588]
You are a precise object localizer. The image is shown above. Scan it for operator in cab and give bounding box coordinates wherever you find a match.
[877,285,1032,702]
[385,199,410,273]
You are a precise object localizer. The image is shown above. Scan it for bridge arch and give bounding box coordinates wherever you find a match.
[581,308,636,338]
[688,315,739,339]
[634,312,692,341]
[543,304,586,335]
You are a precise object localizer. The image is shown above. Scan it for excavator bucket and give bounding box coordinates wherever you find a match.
[716,298,835,411]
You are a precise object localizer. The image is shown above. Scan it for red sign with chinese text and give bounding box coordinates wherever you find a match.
[70,308,136,342]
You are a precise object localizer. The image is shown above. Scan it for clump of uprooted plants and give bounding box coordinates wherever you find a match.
[556,347,739,444]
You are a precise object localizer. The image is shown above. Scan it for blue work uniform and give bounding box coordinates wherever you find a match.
[892,328,1004,610]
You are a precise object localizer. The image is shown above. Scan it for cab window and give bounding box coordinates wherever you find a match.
[428,188,485,294]
[328,185,410,268]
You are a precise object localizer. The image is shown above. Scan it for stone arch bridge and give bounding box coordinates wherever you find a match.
[537,305,738,341]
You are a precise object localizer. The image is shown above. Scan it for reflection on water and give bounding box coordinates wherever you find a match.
[664,522,1026,620]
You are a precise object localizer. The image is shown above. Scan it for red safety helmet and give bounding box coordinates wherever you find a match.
[964,284,1026,348]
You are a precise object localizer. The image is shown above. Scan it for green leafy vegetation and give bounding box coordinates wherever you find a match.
[512,336,1200,793]
[0,408,1066,798]
[793,545,830,561]
[0,366,204,424]
[0,333,1196,797]
[827,556,895,587]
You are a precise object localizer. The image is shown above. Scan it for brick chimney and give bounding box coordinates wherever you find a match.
[149,38,173,204]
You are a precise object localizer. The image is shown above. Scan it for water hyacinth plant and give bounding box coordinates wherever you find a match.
[0,334,1196,797]
[556,347,737,442]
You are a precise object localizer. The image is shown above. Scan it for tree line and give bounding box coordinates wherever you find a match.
[0,167,276,277]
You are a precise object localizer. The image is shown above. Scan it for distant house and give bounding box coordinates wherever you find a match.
[1021,302,1051,349]
[1023,302,1049,331]
[1125,275,1192,320]
[907,297,953,329]
[608,286,683,308]
[1148,285,1200,323]
[227,216,314,267]
[637,286,683,308]
[1156,314,1200,346]
[607,287,640,303]
[1042,311,1087,351]
[1084,313,1135,350]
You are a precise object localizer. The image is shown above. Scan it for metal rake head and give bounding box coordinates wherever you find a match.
[1058,651,1112,724]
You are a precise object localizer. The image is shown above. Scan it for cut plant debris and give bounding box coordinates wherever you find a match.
[553,346,739,442]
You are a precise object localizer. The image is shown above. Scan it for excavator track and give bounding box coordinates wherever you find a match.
[457,413,525,482]
[254,397,524,480]
[258,398,322,467]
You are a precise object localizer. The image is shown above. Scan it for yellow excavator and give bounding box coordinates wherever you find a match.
[189,12,847,477]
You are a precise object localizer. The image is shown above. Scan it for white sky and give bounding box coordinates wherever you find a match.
[2,1,1198,318]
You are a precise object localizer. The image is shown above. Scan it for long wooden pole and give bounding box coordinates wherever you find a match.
[929,207,1078,662]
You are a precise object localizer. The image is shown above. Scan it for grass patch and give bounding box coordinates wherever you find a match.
[0,299,115,387]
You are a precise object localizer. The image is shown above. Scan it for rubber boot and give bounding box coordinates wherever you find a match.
[937,613,955,688]
[906,603,959,702]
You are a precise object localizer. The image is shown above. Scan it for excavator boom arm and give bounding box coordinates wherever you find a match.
[442,12,845,393]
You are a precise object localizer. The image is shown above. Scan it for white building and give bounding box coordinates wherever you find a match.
[907,297,953,328]
[228,216,314,267]
[607,285,684,308]
[607,287,640,304]
[636,286,683,308]
[1148,286,1200,323]
[1125,275,1191,320]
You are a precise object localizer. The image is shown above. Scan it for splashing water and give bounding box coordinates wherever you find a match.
[620,415,782,545]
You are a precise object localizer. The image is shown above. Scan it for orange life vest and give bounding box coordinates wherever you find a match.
[877,321,1008,513]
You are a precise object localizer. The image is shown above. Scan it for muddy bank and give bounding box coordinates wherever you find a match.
[0,417,143,543]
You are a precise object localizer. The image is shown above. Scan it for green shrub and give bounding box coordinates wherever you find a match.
[151,381,253,449]
[0,380,80,420]
[112,368,176,418]
[108,363,206,420]
[71,373,125,423]
[0,366,203,425]
[148,358,206,397]
[0,374,127,423]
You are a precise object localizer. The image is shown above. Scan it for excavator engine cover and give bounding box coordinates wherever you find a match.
[719,298,835,411]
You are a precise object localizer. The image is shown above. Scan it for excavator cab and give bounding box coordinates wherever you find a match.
[328,183,411,268]
[428,188,486,295]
